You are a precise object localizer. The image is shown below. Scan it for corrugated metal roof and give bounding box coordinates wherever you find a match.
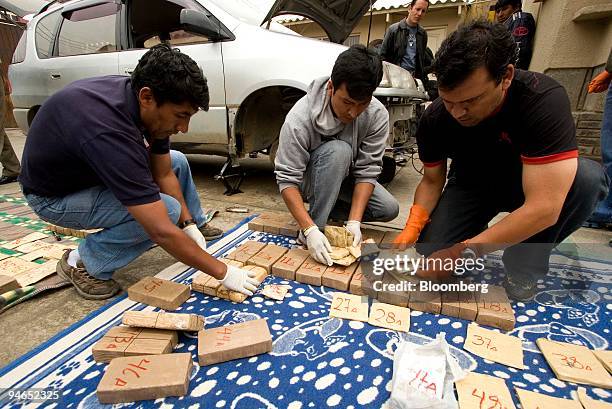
[274,0,470,23]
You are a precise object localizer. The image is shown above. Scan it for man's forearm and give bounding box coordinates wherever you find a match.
[128,201,226,279]
[156,228,227,279]
[281,186,316,229]
[156,174,191,223]
[413,178,444,214]
[469,204,558,254]
[348,182,375,221]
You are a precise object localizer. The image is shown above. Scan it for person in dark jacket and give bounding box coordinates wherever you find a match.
[584,49,612,243]
[495,0,536,70]
[380,0,432,94]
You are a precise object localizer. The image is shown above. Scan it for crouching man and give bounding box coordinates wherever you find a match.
[275,45,399,265]
[19,44,258,299]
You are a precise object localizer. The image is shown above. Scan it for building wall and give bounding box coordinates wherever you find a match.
[283,5,463,54]
[523,0,611,160]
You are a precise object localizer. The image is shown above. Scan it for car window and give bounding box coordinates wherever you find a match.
[35,9,61,59]
[143,30,210,48]
[130,0,215,48]
[56,5,118,57]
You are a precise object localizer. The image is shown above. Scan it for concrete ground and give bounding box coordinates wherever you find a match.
[0,129,610,367]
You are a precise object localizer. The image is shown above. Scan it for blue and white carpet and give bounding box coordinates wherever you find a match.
[0,217,610,408]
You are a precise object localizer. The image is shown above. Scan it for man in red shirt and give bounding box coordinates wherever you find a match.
[394,21,609,300]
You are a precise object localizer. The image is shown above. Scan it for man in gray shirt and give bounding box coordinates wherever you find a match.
[274,45,399,265]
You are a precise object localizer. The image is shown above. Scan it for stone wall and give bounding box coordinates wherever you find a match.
[547,65,607,163]
[574,111,604,162]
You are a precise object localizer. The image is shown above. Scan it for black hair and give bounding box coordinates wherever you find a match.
[331,44,383,101]
[433,20,517,90]
[131,43,209,111]
[494,0,521,11]
[410,0,429,7]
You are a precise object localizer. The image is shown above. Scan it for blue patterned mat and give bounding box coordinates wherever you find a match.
[0,216,610,408]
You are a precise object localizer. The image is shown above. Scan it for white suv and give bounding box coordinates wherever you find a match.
[9,0,426,185]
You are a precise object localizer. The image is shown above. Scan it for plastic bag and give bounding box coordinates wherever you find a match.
[384,334,466,409]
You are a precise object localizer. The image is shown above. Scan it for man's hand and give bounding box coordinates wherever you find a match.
[221,265,260,296]
[345,220,362,247]
[394,204,430,250]
[182,224,206,250]
[304,226,333,266]
[416,242,468,281]
[588,71,612,94]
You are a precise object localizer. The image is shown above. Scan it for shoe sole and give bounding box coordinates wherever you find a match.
[204,233,223,240]
[56,261,119,300]
[502,281,536,303]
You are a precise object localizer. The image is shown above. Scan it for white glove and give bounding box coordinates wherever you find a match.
[345,220,362,247]
[304,226,333,266]
[220,265,260,296]
[183,224,207,251]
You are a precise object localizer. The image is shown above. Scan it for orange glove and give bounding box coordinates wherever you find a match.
[588,71,612,94]
[393,204,430,250]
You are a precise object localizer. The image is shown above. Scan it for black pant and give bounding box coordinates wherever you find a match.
[415,158,610,282]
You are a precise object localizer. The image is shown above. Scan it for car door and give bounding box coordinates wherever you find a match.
[41,0,120,96]
[117,0,229,152]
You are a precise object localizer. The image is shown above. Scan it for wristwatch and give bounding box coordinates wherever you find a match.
[178,218,196,229]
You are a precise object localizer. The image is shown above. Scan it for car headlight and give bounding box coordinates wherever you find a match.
[379,62,418,90]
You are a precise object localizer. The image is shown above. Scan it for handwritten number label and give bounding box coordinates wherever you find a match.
[332,296,357,313]
[144,278,163,293]
[471,334,497,351]
[373,308,402,326]
[114,358,151,387]
[215,327,233,347]
[471,388,509,409]
[552,353,592,370]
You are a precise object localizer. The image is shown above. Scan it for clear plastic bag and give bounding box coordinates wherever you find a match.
[384,334,466,409]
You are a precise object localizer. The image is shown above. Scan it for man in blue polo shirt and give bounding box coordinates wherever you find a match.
[19,44,260,300]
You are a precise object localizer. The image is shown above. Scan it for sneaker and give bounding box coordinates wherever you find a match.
[198,223,223,240]
[502,273,537,302]
[56,250,120,300]
[0,175,18,185]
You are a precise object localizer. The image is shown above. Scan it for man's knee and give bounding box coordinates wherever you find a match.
[312,140,352,171]
[170,150,190,173]
[572,158,609,208]
[378,197,400,222]
[161,194,181,224]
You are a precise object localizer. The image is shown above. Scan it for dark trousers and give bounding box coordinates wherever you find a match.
[415,158,609,282]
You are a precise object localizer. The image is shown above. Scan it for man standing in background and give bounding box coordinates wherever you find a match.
[583,49,612,245]
[380,0,432,94]
[0,60,21,185]
[495,0,536,70]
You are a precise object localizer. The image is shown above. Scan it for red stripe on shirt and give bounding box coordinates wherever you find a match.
[521,149,578,165]
[423,160,445,168]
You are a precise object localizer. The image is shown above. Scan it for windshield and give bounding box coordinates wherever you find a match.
[205,0,298,35]
[206,0,270,25]
[0,0,50,16]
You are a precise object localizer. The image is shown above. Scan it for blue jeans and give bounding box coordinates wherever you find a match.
[589,82,612,223]
[300,139,400,228]
[24,150,204,280]
[417,157,609,281]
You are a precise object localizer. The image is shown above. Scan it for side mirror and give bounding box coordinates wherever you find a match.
[180,9,230,42]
